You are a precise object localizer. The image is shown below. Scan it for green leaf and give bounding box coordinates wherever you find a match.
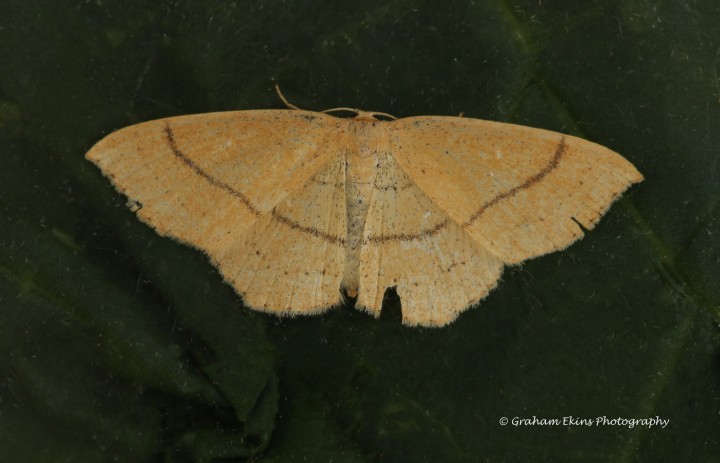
[1,0,718,462]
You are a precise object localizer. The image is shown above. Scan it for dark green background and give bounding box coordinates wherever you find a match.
[1,0,719,461]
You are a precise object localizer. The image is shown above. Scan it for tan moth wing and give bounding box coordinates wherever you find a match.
[87,110,348,314]
[357,150,505,327]
[388,117,644,265]
[356,116,642,326]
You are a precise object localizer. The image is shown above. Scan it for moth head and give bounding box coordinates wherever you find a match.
[322,107,397,121]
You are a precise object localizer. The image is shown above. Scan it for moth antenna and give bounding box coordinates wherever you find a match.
[275,84,303,111]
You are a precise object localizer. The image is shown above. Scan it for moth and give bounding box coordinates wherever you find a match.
[87,89,642,326]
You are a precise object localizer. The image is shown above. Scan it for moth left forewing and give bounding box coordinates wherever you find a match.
[86,110,347,313]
